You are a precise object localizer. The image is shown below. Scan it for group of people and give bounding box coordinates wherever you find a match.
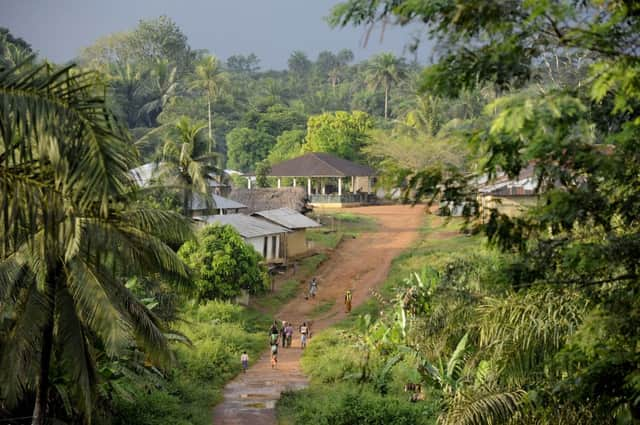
[268,320,311,368]
[239,276,355,373]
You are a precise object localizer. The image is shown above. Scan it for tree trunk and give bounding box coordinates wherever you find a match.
[384,84,389,119]
[207,94,213,153]
[183,187,192,217]
[32,267,58,425]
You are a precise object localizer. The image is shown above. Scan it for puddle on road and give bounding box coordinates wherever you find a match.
[244,400,275,409]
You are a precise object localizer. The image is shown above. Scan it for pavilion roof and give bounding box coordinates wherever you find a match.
[267,152,376,178]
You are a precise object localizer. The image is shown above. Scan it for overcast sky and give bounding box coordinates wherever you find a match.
[0,0,432,69]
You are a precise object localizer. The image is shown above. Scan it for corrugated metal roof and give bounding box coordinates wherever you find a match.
[190,193,247,211]
[130,162,162,187]
[252,208,321,230]
[194,214,290,238]
[267,152,377,177]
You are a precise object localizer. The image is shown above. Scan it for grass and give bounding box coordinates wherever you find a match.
[113,301,271,425]
[310,299,335,318]
[306,211,378,249]
[276,214,485,424]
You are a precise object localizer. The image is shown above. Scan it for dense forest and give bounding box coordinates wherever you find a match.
[1,0,640,424]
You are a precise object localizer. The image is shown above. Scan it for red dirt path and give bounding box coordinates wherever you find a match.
[212,205,425,425]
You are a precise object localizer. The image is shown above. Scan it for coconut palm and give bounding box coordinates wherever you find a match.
[159,116,220,215]
[190,55,229,152]
[366,52,408,119]
[0,59,191,424]
[137,59,178,127]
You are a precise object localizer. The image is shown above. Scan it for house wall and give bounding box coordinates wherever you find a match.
[286,230,308,257]
[481,195,539,217]
[354,176,373,193]
[246,234,283,263]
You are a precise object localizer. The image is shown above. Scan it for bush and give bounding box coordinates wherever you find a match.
[178,225,269,300]
[277,384,437,425]
[110,301,270,425]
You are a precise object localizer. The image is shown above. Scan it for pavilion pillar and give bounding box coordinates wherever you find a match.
[321,179,326,195]
[351,176,356,193]
[277,178,281,188]
[247,177,252,189]
[338,177,342,196]
[293,178,297,188]
[307,178,311,196]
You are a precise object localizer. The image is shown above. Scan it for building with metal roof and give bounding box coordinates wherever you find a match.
[252,208,321,258]
[252,208,320,230]
[194,214,289,263]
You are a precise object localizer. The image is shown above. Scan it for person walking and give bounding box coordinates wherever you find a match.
[270,343,278,368]
[344,289,353,313]
[285,322,293,347]
[307,277,318,299]
[281,321,287,347]
[269,321,279,346]
[240,351,249,373]
[299,322,309,349]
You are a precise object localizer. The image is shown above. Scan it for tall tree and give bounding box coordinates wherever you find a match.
[138,59,178,127]
[190,55,229,152]
[303,111,373,160]
[0,60,191,425]
[159,117,219,215]
[226,127,276,172]
[366,52,408,119]
[288,50,312,77]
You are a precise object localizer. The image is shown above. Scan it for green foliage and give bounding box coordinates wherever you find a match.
[178,225,269,300]
[0,60,192,424]
[268,129,306,164]
[111,301,268,425]
[277,384,437,425]
[302,110,373,160]
[255,159,272,188]
[226,127,276,172]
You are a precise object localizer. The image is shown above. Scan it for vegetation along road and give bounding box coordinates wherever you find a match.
[212,205,424,425]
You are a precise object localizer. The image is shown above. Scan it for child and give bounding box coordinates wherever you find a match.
[299,322,309,349]
[270,343,278,368]
[241,351,249,373]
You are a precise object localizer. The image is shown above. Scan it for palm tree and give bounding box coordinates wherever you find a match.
[0,59,191,424]
[159,116,220,215]
[190,55,229,152]
[137,59,178,126]
[110,61,149,128]
[366,52,408,119]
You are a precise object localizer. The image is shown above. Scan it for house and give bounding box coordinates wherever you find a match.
[194,214,289,263]
[189,193,247,216]
[252,208,321,258]
[130,162,246,216]
[247,152,378,208]
[477,163,539,217]
[228,187,309,214]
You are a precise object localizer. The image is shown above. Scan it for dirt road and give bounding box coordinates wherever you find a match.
[212,205,425,425]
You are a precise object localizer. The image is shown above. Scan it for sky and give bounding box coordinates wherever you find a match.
[0,0,432,69]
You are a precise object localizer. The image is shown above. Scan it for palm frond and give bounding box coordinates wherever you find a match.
[477,288,587,383]
[55,285,97,415]
[66,257,131,356]
[441,388,526,425]
[0,280,47,407]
